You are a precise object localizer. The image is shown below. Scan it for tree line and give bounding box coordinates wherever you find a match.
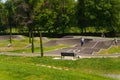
[0,0,120,54]
[0,0,120,34]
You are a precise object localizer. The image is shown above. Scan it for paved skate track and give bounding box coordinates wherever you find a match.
[44,37,120,57]
[0,35,24,40]
[0,36,120,58]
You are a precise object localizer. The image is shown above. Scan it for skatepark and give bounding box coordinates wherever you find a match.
[44,36,120,58]
[0,35,120,58]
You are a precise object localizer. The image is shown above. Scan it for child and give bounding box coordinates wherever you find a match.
[81,37,84,46]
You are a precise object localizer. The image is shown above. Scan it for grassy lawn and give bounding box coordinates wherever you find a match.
[0,36,120,80]
[98,45,120,54]
[0,55,119,80]
[8,44,70,53]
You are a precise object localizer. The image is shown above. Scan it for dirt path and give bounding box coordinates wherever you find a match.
[0,52,120,58]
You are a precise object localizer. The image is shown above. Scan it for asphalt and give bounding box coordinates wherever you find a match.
[43,37,120,58]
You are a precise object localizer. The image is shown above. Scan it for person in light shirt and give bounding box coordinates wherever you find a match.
[80,37,84,46]
[114,38,117,45]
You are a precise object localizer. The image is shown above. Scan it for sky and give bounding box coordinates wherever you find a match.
[1,0,6,3]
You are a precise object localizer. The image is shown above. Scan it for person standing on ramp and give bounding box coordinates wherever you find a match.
[81,37,85,46]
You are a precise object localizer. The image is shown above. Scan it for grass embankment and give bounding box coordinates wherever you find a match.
[98,45,120,54]
[0,55,120,80]
[0,37,70,53]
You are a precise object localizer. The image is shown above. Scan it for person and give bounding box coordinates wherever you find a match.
[114,38,117,45]
[80,37,84,46]
[101,32,105,37]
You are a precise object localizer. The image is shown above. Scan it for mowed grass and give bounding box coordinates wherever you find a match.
[0,55,120,80]
[9,44,69,53]
[0,37,70,53]
[98,45,120,54]
[0,36,120,80]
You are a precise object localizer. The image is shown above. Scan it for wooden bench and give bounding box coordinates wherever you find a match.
[61,52,76,59]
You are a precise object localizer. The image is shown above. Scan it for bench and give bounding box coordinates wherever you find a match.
[61,52,76,59]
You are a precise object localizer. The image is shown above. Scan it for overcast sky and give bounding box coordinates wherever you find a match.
[1,0,6,3]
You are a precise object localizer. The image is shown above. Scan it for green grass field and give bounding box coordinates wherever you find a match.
[0,55,119,80]
[0,36,120,80]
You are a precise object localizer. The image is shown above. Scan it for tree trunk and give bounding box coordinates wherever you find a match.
[39,31,44,57]
[9,25,12,44]
[81,27,84,34]
[31,30,34,53]
[29,29,32,43]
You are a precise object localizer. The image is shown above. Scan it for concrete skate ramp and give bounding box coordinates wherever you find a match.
[44,38,93,47]
[82,41,96,48]
[57,38,81,45]
[79,48,93,55]
[78,40,113,55]
[44,38,119,56]
[0,35,24,40]
[78,48,100,55]
[116,40,120,45]
[44,40,58,47]
[94,40,113,49]
[0,35,11,40]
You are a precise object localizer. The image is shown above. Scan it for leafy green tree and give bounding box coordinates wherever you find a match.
[0,9,8,33]
[4,0,15,44]
[76,0,120,34]
[34,0,56,34]
[93,0,118,32]
[35,0,76,34]
[52,0,76,33]
[76,0,87,33]
[109,0,120,33]
[0,2,7,33]
[14,0,39,53]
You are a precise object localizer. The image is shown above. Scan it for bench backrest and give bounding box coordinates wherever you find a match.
[61,52,76,56]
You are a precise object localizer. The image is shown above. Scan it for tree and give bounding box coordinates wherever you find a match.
[14,0,39,53]
[52,0,76,34]
[91,0,120,33]
[0,9,8,33]
[0,2,7,33]
[4,0,15,44]
[76,0,87,33]
[35,0,76,34]
[76,0,120,34]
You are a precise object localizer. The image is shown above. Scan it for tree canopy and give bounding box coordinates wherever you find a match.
[0,0,120,34]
